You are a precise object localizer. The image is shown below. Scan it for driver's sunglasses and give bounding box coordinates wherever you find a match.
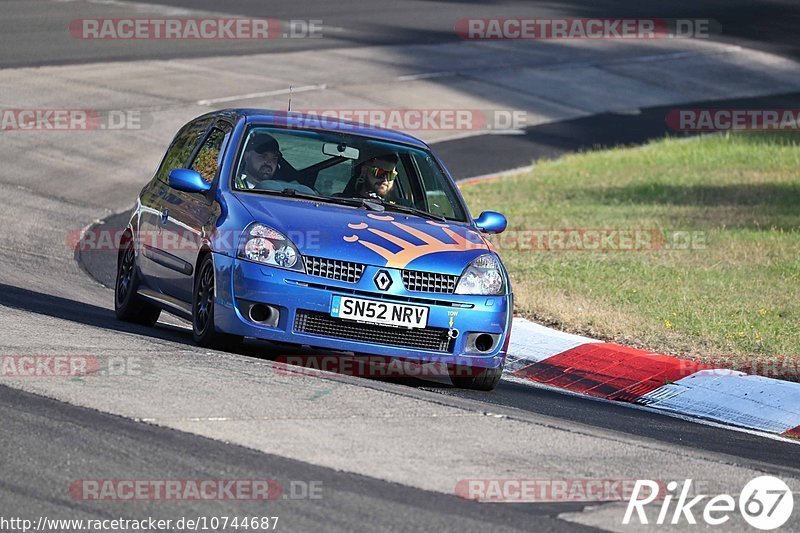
[366,166,398,181]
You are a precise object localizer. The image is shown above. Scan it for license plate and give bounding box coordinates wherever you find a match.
[330,295,428,329]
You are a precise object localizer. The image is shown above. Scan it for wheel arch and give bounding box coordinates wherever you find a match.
[194,245,213,277]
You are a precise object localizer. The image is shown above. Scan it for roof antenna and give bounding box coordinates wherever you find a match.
[288,85,292,112]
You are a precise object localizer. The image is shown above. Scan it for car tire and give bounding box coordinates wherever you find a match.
[192,254,243,350]
[449,364,503,391]
[115,238,161,326]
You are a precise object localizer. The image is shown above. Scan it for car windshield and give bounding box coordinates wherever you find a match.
[232,126,468,222]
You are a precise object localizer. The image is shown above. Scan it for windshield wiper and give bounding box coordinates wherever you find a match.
[248,188,439,218]
[264,188,385,212]
[370,199,447,222]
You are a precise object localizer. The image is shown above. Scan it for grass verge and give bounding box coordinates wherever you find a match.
[460,132,800,377]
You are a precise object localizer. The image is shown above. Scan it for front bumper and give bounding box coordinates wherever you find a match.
[213,254,512,369]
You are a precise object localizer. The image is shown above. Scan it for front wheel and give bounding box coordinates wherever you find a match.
[449,364,503,391]
[192,254,242,350]
[115,238,161,326]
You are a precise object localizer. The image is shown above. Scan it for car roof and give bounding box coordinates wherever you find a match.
[205,108,430,150]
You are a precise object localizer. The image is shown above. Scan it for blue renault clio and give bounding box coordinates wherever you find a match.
[115,109,511,389]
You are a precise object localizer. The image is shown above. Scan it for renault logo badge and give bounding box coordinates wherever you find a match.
[374,270,392,291]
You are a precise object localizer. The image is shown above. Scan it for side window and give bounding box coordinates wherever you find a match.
[413,154,461,219]
[392,158,414,206]
[191,127,229,183]
[155,118,213,183]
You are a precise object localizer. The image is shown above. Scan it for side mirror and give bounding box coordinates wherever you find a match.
[168,168,211,194]
[474,211,507,234]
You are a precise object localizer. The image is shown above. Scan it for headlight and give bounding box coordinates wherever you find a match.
[238,223,304,271]
[454,254,505,295]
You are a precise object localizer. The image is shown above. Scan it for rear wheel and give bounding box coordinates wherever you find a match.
[114,238,161,326]
[449,364,503,391]
[193,254,242,349]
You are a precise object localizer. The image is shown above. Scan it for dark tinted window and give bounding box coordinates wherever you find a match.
[156,117,213,182]
[191,127,229,183]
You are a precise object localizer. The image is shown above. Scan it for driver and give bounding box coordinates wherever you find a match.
[355,154,399,200]
[237,134,283,189]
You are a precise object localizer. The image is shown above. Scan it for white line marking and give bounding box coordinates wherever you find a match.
[396,71,455,82]
[198,69,457,108]
[197,84,327,106]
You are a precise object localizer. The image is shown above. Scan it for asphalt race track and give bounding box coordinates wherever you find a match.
[2,1,800,531]
[4,0,800,68]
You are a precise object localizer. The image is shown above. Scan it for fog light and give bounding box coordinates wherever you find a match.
[465,332,500,353]
[240,301,280,327]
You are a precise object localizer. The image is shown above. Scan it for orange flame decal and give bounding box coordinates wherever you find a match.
[344,220,487,268]
[367,214,395,221]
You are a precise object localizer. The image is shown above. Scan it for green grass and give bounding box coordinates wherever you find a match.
[461,132,800,369]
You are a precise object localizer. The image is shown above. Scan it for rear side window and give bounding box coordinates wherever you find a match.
[191,127,229,183]
[155,118,213,182]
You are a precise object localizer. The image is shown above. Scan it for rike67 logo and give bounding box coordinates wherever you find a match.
[624,477,794,530]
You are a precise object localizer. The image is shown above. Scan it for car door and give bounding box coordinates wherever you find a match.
[159,120,233,304]
[138,117,213,293]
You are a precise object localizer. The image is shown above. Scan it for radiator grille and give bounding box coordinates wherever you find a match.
[303,256,365,283]
[294,310,454,352]
[402,269,459,293]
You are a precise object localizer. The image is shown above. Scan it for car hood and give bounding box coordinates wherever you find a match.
[234,193,491,275]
